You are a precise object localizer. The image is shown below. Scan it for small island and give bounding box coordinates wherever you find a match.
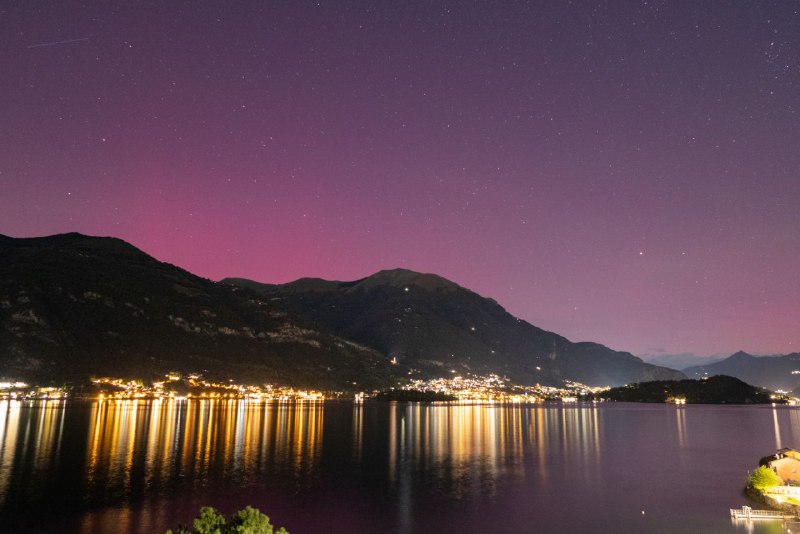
[596,375,782,404]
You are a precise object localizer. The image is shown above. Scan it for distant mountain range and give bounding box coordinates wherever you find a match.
[683,351,800,392]
[1,233,684,388]
[639,352,726,370]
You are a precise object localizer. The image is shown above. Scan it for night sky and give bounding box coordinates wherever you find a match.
[2,1,799,358]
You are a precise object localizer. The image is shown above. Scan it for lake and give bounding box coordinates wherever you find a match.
[0,399,795,533]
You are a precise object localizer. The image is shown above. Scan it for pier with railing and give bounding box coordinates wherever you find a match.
[730,506,796,520]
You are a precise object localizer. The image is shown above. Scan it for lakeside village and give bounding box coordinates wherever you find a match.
[0,372,608,403]
[732,448,800,529]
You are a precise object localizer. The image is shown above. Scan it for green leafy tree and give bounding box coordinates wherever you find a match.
[194,507,227,534]
[228,506,283,534]
[166,505,288,534]
[749,466,783,491]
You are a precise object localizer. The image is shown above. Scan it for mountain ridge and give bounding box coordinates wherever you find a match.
[0,233,397,388]
[223,270,685,387]
[1,232,684,388]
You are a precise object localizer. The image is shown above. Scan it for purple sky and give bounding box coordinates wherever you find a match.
[2,2,799,358]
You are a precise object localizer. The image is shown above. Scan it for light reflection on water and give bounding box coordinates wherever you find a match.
[1,399,798,533]
[773,405,783,450]
[0,399,67,506]
[83,399,325,498]
[384,402,607,532]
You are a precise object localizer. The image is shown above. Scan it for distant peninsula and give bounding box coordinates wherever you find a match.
[597,375,782,404]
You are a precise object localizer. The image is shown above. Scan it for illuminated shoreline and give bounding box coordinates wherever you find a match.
[0,372,610,403]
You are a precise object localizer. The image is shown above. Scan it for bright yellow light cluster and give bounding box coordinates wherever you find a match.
[404,373,529,401]
[0,385,68,400]
[92,372,325,401]
[393,373,610,402]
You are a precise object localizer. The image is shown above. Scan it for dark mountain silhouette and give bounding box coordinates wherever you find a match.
[224,269,685,387]
[0,233,397,388]
[683,351,800,391]
[1,233,685,389]
[600,375,777,404]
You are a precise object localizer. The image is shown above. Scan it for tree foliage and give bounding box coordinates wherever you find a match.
[166,505,288,534]
[193,507,226,534]
[749,466,783,491]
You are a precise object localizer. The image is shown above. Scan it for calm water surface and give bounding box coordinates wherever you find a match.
[0,399,795,533]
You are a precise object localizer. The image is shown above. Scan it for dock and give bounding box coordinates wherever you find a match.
[730,506,796,520]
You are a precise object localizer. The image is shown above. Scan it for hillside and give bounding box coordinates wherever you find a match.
[224,269,685,387]
[684,351,800,391]
[0,233,397,388]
